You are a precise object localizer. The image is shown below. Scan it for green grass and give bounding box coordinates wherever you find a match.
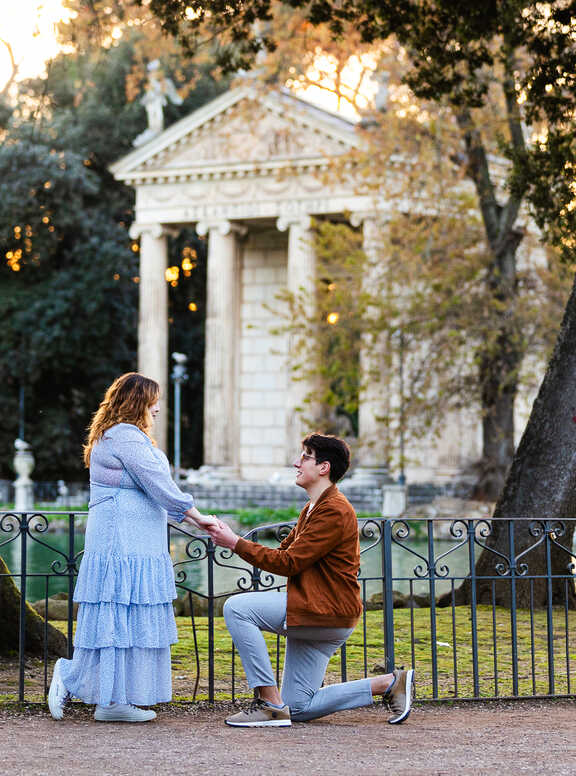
[5,605,576,704]
[169,605,576,702]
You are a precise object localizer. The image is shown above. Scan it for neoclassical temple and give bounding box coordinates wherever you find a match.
[111,85,480,485]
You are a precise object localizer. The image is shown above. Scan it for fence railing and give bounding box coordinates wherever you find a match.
[1,511,575,704]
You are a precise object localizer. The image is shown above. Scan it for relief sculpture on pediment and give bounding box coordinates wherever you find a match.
[156,105,344,168]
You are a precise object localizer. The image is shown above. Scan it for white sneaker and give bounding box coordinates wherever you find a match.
[48,658,69,720]
[94,703,157,722]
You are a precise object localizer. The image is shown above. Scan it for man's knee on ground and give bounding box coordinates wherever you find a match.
[287,703,315,722]
[282,689,314,720]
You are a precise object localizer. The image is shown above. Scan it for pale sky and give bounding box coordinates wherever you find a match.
[0,0,72,90]
[0,0,378,118]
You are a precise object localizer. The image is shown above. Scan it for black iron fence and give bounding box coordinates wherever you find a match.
[1,511,576,704]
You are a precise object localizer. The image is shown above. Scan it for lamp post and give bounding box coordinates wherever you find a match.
[18,384,25,441]
[397,329,406,486]
[171,352,188,481]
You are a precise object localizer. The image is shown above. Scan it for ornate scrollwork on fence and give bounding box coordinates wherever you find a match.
[274,523,294,543]
[172,534,210,589]
[547,520,576,575]
[464,519,514,577]
[360,519,384,555]
[532,519,576,575]
[213,543,265,592]
[0,512,21,549]
[22,513,80,576]
[429,520,471,578]
[390,520,431,578]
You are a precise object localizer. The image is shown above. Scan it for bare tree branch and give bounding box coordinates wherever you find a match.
[0,38,18,97]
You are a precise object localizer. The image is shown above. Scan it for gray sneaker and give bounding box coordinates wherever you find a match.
[94,703,157,722]
[225,699,291,728]
[385,668,414,724]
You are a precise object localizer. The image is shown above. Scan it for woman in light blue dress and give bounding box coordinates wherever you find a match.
[48,372,217,722]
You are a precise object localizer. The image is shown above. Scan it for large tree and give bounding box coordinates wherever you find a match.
[145,0,576,604]
[0,134,139,481]
[0,4,227,655]
[145,1,574,500]
[0,11,228,482]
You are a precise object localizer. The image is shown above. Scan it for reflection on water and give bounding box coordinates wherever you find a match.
[0,524,473,604]
[0,529,85,603]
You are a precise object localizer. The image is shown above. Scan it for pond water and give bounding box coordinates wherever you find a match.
[0,521,473,604]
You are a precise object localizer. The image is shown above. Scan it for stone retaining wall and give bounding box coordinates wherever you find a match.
[180,480,385,513]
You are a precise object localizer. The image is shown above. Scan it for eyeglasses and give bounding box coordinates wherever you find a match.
[297,452,319,464]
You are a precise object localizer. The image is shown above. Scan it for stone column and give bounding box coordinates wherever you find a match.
[350,214,391,485]
[277,215,317,460]
[197,220,245,476]
[130,223,172,451]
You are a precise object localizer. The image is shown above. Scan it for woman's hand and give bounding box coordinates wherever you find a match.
[183,507,221,530]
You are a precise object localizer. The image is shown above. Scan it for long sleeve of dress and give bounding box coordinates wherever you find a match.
[111,433,194,522]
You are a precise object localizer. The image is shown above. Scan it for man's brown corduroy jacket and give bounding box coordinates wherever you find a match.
[234,484,362,628]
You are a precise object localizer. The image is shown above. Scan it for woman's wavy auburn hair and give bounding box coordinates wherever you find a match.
[83,372,160,467]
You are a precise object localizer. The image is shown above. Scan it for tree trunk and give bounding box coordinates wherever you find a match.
[450,275,576,608]
[455,105,524,502]
[0,556,68,657]
[474,322,519,502]
[473,232,523,502]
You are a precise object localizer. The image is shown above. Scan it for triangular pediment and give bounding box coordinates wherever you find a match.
[111,86,360,181]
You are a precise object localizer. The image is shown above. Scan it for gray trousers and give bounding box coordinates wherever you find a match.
[223,591,374,721]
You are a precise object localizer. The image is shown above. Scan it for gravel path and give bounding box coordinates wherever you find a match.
[2,699,575,775]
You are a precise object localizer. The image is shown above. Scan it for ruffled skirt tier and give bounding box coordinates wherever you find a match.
[74,551,177,605]
[59,646,173,706]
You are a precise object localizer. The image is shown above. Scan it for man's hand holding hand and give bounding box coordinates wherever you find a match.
[206,521,240,551]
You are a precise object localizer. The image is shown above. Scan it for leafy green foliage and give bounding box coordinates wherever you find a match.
[0,137,138,479]
[225,506,301,527]
[0,19,228,480]
[146,0,575,255]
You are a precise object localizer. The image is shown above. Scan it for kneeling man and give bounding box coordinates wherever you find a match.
[207,433,414,727]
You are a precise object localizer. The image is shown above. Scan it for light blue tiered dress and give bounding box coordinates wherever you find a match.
[59,423,194,707]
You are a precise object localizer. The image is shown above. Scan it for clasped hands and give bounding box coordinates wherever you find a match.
[183,508,240,550]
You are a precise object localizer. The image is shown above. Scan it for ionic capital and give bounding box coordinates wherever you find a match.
[196,220,248,238]
[349,211,390,229]
[129,223,179,240]
[276,215,312,233]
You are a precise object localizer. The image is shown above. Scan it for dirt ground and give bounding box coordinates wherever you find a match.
[1,698,575,776]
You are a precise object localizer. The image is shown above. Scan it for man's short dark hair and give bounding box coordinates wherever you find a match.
[302,433,351,483]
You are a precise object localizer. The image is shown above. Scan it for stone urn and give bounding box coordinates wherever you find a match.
[13,438,35,511]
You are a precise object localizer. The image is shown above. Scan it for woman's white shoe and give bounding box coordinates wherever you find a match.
[48,658,69,720]
[94,703,157,722]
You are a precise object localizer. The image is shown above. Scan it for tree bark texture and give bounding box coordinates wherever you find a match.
[474,235,523,502]
[456,98,525,502]
[452,276,576,608]
[0,556,68,657]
